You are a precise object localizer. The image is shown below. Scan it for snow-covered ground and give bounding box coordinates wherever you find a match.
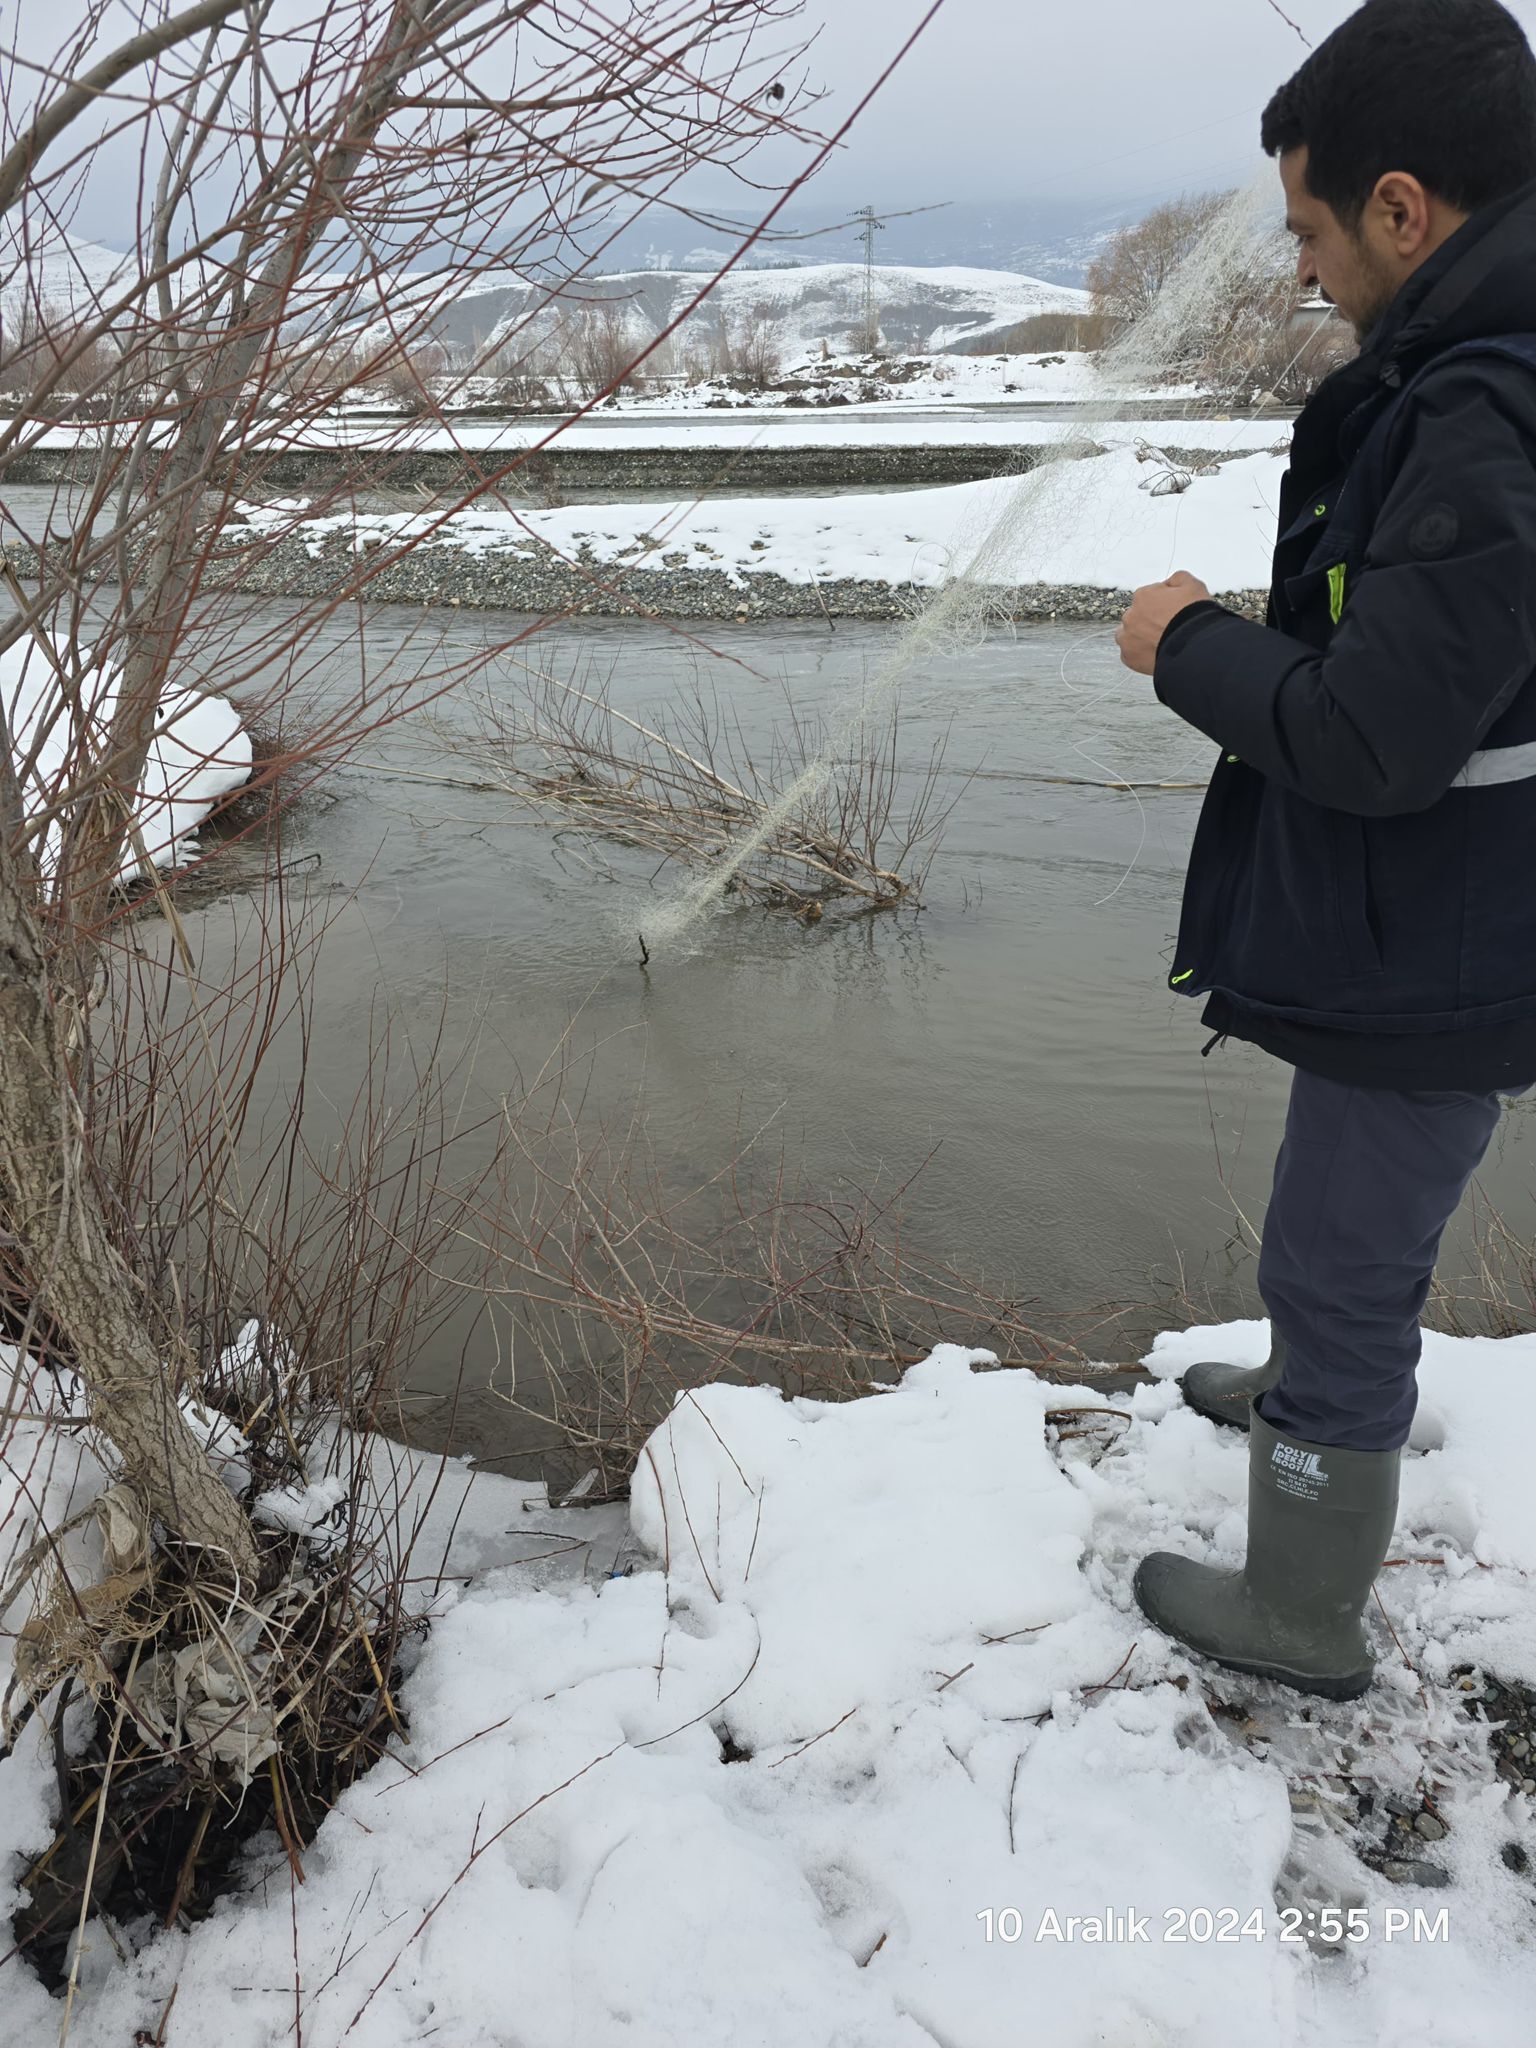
[239,444,1286,597]
[0,634,251,876]
[590,349,1194,414]
[4,1320,1534,2046]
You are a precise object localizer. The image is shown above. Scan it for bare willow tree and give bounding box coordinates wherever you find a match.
[1,0,818,1548]
[1087,186,1352,399]
[0,0,878,1971]
[1087,193,1234,336]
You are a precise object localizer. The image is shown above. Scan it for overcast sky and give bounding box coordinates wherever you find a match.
[21,0,1536,252]
[799,0,1536,210]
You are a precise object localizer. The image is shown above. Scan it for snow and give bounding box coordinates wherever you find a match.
[591,348,1196,414]
[337,260,1089,364]
[5,1321,1536,2045]
[0,226,133,329]
[239,444,1287,597]
[0,632,251,878]
[643,258,1088,352]
[4,236,1087,362]
[252,1474,349,1547]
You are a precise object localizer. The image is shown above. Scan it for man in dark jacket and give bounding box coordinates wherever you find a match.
[1117,0,1536,1700]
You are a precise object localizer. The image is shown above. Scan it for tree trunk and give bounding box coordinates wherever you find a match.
[0,817,259,1578]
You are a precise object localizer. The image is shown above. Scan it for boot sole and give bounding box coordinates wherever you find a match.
[1153,1635,1375,1702]
[1196,1648,1375,1702]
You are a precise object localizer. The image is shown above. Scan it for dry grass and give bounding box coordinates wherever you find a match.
[457,662,962,921]
[452,1060,1102,1497]
[1427,1171,1536,1340]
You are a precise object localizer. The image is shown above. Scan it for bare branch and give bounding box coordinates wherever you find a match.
[0,0,253,220]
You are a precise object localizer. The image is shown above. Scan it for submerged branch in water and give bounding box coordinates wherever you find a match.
[450,664,961,924]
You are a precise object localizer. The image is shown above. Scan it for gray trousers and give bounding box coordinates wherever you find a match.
[1254,1070,1529,1451]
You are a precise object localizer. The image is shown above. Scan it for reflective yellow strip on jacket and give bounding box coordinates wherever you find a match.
[1327,563,1347,624]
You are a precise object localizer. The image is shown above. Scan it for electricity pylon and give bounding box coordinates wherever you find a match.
[852,204,885,354]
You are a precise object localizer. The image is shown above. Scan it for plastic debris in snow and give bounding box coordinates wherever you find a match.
[253,1474,349,1552]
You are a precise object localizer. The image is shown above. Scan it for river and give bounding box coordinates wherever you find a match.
[141,602,1536,1469]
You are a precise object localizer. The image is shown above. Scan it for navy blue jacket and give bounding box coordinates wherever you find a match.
[1155,178,1536,1090]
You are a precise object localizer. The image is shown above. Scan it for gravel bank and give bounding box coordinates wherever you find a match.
[3,528,1267,625]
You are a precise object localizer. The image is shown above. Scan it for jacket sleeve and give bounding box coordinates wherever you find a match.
[1152,362,1536,817]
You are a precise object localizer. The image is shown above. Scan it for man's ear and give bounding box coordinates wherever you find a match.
[1370,171,1434,255]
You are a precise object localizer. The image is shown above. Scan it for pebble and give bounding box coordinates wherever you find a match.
[1415,1812,1447,1841]
[1379,1858,1452,1888]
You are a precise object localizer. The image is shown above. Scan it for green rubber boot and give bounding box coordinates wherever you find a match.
[1132,1406,1400,1701]
[1179,1331,1287,1432]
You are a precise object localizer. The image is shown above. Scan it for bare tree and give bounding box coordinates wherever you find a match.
[0,299,120,397]
[734,301,785,387]
[1,0,816,1517]
[0,0,859,1963]
[568,302,642,400]
[1200,286,1357,404]
[1088,188,1352,401]
[1087,191,1234,337]
[706,300,784,386]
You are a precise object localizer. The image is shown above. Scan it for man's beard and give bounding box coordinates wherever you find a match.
[1351,295,1394,344]
[1346,240,1402,343]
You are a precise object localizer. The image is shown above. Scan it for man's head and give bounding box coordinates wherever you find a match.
[1262,0,1536,339]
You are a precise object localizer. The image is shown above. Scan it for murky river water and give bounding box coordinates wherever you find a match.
[133,602,1536,1466]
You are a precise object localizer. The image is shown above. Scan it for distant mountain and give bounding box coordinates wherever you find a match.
[343,261,1088,363]
[0,226,132,321]
[1,225,1098,369]
[585,198,1137,289]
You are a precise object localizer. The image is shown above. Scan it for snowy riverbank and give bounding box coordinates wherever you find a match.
[211,445,1284,621]
[4,1320,1535,2046]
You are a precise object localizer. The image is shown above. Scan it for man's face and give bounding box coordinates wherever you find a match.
[1280,147,1401,341]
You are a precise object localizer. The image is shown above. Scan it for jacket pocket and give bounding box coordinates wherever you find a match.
[1327,811,1384,976]
[1281,559,1345,639]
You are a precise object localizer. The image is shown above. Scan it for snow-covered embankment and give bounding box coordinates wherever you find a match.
[228,443,1286,623]
[1,634,252,877]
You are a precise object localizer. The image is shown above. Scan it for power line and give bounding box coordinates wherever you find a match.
[1263,0,1312,46]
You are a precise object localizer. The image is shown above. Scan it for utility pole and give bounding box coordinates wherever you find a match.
[852,203,885,355]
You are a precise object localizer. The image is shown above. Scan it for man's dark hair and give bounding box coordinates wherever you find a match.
[1261,0,1536,226]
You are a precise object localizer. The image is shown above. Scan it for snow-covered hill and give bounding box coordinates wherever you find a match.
[594,197,1135,287]
[1,229,1088,367]
[0,225,132,321]
[343,261,1088,363]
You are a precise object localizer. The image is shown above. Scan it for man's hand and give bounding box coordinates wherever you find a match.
[1116,571,1213,674]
